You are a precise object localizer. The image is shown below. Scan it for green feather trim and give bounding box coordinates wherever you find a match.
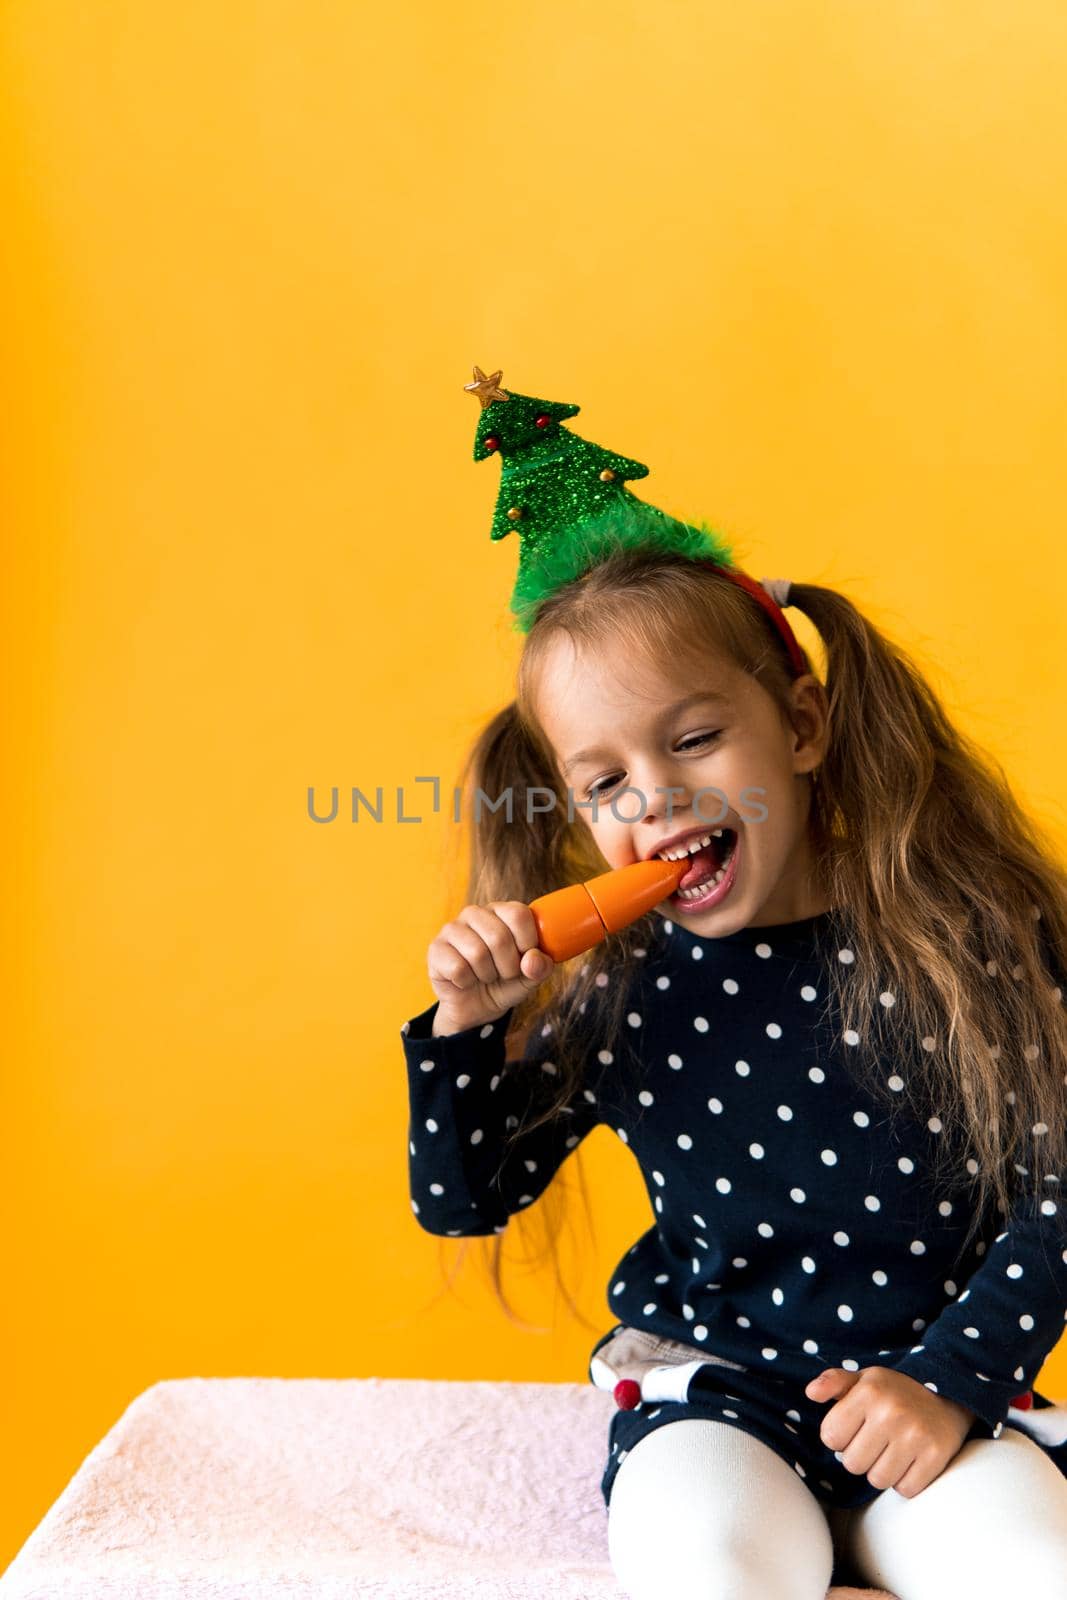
[510,491,736,634]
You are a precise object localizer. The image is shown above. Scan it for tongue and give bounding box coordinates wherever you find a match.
[678,840,722,891]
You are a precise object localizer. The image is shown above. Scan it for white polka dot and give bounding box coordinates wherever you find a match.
[598,1049,614,1065]
[716,1176,731,1193]
[470,1129,483,1145]
[772,1287,785,1305]
[638,1090,655,1107]
[898,1157,915,1174]
[928,1116,943,1133]
[801,985,817,1002]
[872,1270,888,1286]
[820,1149,838,1166]
[693,1325,708,1340]
[762,1347,778,1359]
[837,1305,853,1321]
[668,1053,683,1069]
[921,1035,936,1052]
[708,1096,723,1114]
[864,1195,880,1211]
[843,1029,860,1046]
[643,1303,657,1314]
[755,943,772,959]
[652,1170,665,1186]
[749,1143,765,1159]
[456,1074,471,1089]
[1020,1314,1035,1330]
[838,948,855,964]
[656,976,670,990]
[879,991,896,1008]
[627,1011,642,1027]
[723,977,738,994]
[802,1256,816,1273]
[853,1110,870,1127]
[833,1231,850,1246]
[616,1128,629,1144]
[429,1182,444,1195]
[803,1339,819,1353]
[595,972,609,987]
[766,1022,782,1039]
[694,1016,709,1033]
[419,1059,435,1073]
[910,1240,926,1254]
[425,1118,438,1133]
[790,1187,807,1203]
[777,1104,793,1121]
[735,1060,751,1076]
[691,946,703,960]
[678,1133,693,1150]
[888,1075,905,1092]
[758,1223,775,1238]
[809,1067,825,1083]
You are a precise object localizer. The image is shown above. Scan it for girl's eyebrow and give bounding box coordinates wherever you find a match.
[560,691,732,777]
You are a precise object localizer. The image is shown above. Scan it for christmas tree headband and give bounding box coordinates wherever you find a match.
[463,365,807,677]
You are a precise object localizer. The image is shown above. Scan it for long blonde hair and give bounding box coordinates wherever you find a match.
[429,539,1067,1334]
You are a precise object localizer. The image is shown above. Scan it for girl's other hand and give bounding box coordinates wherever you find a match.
[805,1366,977,1497]
[428,902,556,1037]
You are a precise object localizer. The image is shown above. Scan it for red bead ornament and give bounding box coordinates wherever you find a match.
[614,1379,642,1410]
[1010,1390,1034,1410]
[535,414,551,428]
[484,435,500,452]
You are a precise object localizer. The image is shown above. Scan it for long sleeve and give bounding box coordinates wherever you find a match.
[400,998,607,1237]
[890,1188,1067,1436]
[891,916,1067,1436]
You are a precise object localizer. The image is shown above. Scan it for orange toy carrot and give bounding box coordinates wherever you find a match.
[528,857,688,962]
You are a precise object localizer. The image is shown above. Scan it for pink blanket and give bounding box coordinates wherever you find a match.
[0,1377,896,1598]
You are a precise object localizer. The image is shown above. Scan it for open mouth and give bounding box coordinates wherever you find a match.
[656,827,738,902]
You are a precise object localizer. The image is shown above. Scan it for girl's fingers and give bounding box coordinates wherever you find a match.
[430,920,500,988]
[457,904,527,983]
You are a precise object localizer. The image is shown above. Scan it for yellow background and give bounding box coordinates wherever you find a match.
[4,0,1067,1569]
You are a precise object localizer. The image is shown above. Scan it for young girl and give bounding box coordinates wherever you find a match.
[399,376,1067,1597]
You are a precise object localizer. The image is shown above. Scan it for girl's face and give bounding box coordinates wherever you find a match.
[533,632,831,931]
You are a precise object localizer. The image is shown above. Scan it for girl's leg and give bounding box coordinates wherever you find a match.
[832,1425,1067,1598]
[606,1417,836,1600]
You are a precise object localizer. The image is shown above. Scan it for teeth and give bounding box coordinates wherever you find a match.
[657,828,727,862]
[672,829,737,899]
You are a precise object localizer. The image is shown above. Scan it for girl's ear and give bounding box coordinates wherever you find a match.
[789,674,829,775]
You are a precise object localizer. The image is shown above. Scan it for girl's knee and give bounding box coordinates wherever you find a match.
[606,1419,834,1600]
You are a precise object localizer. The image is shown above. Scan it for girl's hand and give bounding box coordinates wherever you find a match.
[805,1366,976,1497]
[428,902,556,1037]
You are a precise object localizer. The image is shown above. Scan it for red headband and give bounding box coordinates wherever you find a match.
[715,567,807,677]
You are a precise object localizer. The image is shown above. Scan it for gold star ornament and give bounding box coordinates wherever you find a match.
[463,364,511,409]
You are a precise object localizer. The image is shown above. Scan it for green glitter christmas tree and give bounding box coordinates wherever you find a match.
[463,365,736,633]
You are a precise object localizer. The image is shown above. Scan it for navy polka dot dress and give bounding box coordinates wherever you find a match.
[400,908,1067,1512]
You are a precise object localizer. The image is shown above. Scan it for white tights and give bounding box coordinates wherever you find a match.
[606,1417,1067,1599]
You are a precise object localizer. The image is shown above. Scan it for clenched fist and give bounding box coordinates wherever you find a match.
[805,1365,976,1497]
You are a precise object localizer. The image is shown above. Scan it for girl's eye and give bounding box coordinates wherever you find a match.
[584,732,721,800]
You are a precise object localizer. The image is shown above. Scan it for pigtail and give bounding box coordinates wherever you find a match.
[788,580,1067,1251]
